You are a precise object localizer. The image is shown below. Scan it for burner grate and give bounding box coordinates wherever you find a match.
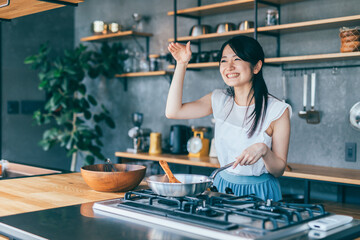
[121,190,329,232]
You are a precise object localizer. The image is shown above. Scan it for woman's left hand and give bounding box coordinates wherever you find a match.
[233,143,268,168]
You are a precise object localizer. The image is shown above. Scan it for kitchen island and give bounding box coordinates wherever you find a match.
[0,172,146,217]
[0,173,202,240]
[0,172,359,240]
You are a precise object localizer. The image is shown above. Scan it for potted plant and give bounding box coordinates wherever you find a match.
[25,42,126,171]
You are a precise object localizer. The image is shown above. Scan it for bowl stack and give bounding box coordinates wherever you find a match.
[339,27,360,52]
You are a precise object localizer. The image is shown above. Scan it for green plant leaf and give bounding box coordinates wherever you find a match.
[87,95,97,106]
[84,110,91,120]
[95,125,103,137]
[78,84,86,95]
[105,116,116,129]
[85,155,95,166]
[24,55,37,64]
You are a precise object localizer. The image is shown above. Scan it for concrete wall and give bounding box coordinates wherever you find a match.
[1,7,75,170]
[74,0,360,171]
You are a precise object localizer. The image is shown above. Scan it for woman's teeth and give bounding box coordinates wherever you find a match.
[226,73,240,78]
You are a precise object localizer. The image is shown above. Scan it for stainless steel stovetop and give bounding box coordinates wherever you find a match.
[93,189,360,240]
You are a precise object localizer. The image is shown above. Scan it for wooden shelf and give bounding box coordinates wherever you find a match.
[168,62,219,69]
[115,71,173,78]
[168,29,254,42]
[0,0,65,20]
[168,15,360,43]
[266,52,360,64]
[80,31,153,42]
[168,52,360,69]
[116,152,220,168]
[168,0,302,17]
[258,15,360,34]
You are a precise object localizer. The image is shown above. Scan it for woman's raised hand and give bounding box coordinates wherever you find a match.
[168,41,192,64]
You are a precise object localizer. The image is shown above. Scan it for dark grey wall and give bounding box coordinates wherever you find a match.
[1,7,75,170]
[74,0,360,171]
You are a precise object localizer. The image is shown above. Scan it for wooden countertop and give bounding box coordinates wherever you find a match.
[0,172,359,225]
[0,173,147,217]
[116,152,360,185]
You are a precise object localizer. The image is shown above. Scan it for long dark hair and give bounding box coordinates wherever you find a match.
[219,35,269,137]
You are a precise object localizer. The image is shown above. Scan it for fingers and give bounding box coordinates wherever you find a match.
[186,41,191,52]
[233,153,256,168]
[168,42,187,51]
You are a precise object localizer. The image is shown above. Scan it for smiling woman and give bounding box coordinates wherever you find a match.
[165,36,291,201]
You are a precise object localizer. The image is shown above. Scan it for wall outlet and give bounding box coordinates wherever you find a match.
[345,142,357,162]
[7,101,19,114]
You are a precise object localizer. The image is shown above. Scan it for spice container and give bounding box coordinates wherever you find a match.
[149,54,160,71]
[265,9,279,26]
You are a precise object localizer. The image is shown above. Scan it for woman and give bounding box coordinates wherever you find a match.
[166,36,291,201]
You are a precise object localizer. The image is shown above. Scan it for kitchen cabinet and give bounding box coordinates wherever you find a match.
[0,0,83,20]
[168,0,360,69]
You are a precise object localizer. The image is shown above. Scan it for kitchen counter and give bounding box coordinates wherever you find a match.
[0,173,359,240]
[116,152,360,203]
[0,172,147,217]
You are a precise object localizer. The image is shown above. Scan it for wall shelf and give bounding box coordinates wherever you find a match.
[0,0,83,20]
[168,52,360,69]
[258,15,360,34]
[168,62,219,69]
[115,71,173,91]
[266,52,360,65]
[80,31,153,42]
[115,71,173,78]
[168,15,360,43]
[167,0,302,17]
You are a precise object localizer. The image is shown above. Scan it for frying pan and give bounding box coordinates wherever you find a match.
[146,161,234,197]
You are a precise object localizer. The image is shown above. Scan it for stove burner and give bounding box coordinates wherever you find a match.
[121,189,329,231]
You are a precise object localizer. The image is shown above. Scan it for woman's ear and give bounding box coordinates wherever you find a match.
[253,60,263,74]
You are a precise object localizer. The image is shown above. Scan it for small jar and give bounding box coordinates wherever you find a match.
[149,54,160,71]
[108,22,121,33]
[265,9,279,26]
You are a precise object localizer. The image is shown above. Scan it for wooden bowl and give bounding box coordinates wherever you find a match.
[81,164,146,192]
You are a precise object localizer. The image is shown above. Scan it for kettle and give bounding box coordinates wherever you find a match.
[169,125,191,154]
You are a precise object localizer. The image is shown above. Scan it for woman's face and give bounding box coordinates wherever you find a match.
[219,45,254,88]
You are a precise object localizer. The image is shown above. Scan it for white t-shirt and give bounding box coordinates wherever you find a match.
[211,89,292,176]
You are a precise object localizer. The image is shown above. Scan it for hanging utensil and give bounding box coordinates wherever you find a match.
[159,160,181,183]
[282,73,291,106]
[298,73,308,118]
[349,102,360,130]
[306,72,321,124]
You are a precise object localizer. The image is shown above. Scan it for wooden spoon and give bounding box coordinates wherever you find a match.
[159,160,181,183]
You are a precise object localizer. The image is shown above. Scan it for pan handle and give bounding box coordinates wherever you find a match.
[209,161,235,179]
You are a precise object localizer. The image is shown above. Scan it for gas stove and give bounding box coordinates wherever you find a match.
[93,189,360,240]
